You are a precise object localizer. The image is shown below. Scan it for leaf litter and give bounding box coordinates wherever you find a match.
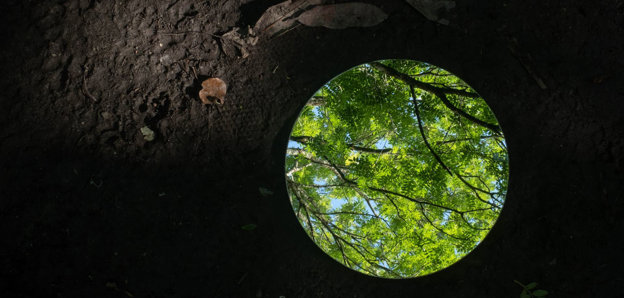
[199,78,227,105]
[254,1,387,37]
[220,26,258,58]
[296,2,388,29]
[254,0,325,37]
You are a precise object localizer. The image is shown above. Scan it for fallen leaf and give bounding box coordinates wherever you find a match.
[241,223,257,231]
[258,187,274,197]
[404,0,456,25]
[254,0,325,37]
[296,3,388,29]
[199,78,227,105]
[140,126,155,141]
[221,26,258,58]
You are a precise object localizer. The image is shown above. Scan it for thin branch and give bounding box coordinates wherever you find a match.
[290,183,317,241]
[298,183,346,188]
[82,67,98,102]
[410,86,454,176]
[289,135,312,143]
[370,62,478,98]
[384,193,406,222]
[460,213,490,231]
[289,136,394,154]
[370,62,501,134]
[455,174,501,209]
[435,134,501,145]
[317,154,492,216]
[347,144,393,154]
[417,204,470,241]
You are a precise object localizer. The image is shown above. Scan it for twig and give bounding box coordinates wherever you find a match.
[190,65,198,79]
[507,40,548,90]
[271,23,302,40]
[82,69,98,102]
[410,86,453,176]
[237,272,248,285]
[262,0,311,33]
[159,31,222,39]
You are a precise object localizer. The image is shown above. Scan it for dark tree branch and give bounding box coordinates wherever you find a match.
[319,211,396,237]
[410,86,454,176]
[454,174,501,209]
[368,62,470,95]
[289,135,312,143]
[384,193,407,222]
[317,154,493,216]
[417,204,470,241]
[459,213,490,231]
[321,155,356,184]
[410,86,501,210]
[291,186,317,241]
[347,144,393,154]
[287,148,349,172]
[370,62,478,97]
[299,183,346,188]
[314,212,400,277]
[436,91,502,134]
[436,134,501,145]
[370,62,502,134]
[330,230,401,278]
[289,136,394,154]
[352,187,380,217]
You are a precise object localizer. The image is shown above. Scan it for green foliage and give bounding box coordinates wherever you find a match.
[241,224,257,231]
[259,187,274,197]
[285,60,509,278]
[515,280,549,297]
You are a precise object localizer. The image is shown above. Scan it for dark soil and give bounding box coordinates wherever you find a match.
[1,0,623,297]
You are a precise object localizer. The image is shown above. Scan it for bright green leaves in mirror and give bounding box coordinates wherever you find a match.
[284,60,508,278]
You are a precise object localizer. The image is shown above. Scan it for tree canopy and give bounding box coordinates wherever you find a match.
[285,60,508,278]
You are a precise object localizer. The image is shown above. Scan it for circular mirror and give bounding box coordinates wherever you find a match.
[284,60,509,278]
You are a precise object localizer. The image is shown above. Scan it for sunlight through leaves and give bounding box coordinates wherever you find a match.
[285,60,509,278]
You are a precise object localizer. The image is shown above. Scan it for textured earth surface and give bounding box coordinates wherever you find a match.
[1,0,623,297]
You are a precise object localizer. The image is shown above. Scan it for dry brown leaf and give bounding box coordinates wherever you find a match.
[221,26,258,58]
[253,0,325,37]
[199,78,227,105]
[404,0,455,25]
[296,2,388,29]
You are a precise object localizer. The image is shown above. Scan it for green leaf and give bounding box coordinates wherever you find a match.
[533,290,548,297]
[284,59,509,278]
[241,224,257,231]
[525,282,538,290]
[520,291,530,298]
[258,187,274,197]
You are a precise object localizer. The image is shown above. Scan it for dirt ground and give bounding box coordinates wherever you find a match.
[1,0,623,297]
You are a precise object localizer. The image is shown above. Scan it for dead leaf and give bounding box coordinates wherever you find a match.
[221,26,258,58]
[405,0,456,25]
[258,187,274,197]
[140,126,155,141]
[254,0,325,37]
[296,3,388,29]
[199,78,227,105]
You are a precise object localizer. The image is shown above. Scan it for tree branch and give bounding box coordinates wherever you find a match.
[435,134,501,146]
[370,62,477,97]
[410,86,454,176]
[289,183,317,241]
[289,136,394,154]
[370,62,501,134]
